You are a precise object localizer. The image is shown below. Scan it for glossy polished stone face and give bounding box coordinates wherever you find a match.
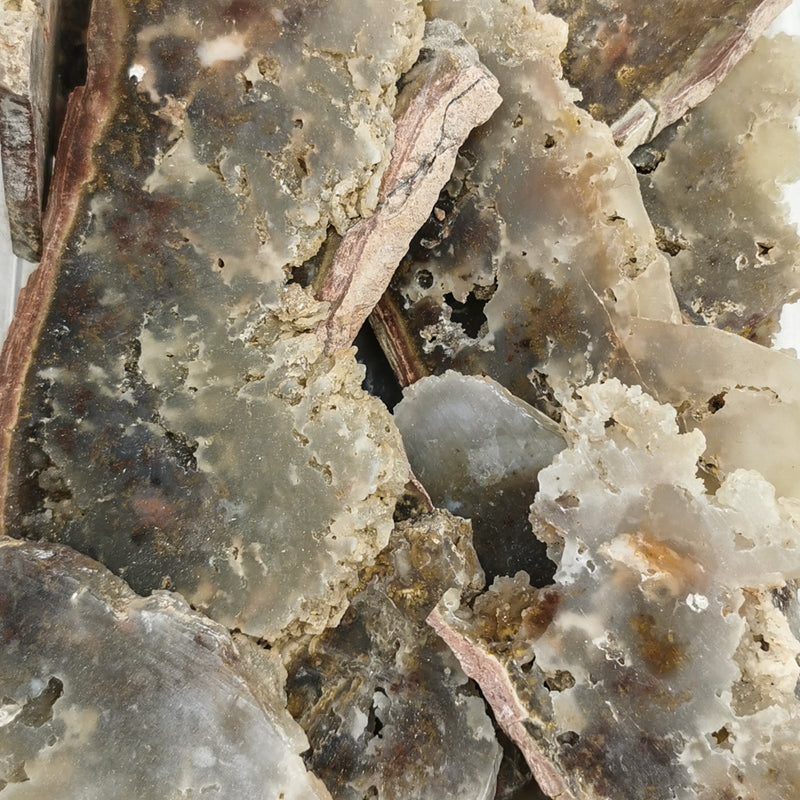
[377,0,679,407]
[0,537,331,799]
[637,34,800,344]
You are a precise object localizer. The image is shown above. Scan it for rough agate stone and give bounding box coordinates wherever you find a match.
[282,510,503,800]
[0,536,331,799]
[636,33,800,344]
[430,380,800,800]
[316,19,501,352]
[1,2,800,799]
[0,0,60,261]
[624,318,800,502]
[394,372,566,583]
[0,0,420,640]
[374,0,679,409]
[535,0,790,152]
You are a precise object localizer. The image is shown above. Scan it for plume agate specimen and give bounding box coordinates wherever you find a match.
[636,33,800,344]
[430,380,800,800]
[374,0,679,407]
[0,536,332,799]
[535,0,790,152]
[0,0,60,261]
[1,2,800,799]
[394,372,566,583]
[0,0,420,640]
[282,511,502,800]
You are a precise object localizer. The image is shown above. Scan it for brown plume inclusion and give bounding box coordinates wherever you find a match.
[0,0,426,642]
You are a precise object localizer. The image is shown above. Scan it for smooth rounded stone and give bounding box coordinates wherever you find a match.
[0,536,331,800]
[394,372,566,583]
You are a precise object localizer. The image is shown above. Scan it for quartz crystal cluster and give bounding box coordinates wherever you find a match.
[1,0,799,798]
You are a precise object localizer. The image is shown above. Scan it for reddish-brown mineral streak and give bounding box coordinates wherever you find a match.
[316,25,501,353]
[611,0,790,150]
[0,0,58,261]
[370,292,429,386]
[428,606,577,800]
[0,0,125,530]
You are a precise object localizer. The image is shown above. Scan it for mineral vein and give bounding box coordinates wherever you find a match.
[316,19,501,353]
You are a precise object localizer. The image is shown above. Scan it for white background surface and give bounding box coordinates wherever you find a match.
[1,2,799,349]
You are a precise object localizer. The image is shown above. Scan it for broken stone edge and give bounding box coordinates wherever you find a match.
[0,0,124,531]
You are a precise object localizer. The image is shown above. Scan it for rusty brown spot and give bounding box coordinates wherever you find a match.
[631,613,686,675]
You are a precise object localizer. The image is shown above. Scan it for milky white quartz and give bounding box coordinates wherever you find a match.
[624,318,800,502]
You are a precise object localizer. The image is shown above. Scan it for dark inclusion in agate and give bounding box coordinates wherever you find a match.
[282,511,502,800]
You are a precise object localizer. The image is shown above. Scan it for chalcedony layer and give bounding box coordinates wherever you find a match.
[430,380,800,800]
[637,33,800,344]
[536,0,789,151]
[394,372,565,583]
[283,511,502,800]
[0,537,331,799]
[375,0,678,408]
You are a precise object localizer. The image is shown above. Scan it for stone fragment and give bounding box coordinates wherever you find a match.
[394,372,566,584]
[536,0,790,152]
[431,380,800,800]
[0,536,332,800]
[316,19,501,352]
[624,317,800,502]
[282,510,502,800]
[373,0,679,410]
[0,0,420,640]
[636,33,800,344]
[0,0,60,261]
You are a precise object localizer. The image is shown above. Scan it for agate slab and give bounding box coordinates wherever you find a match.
[0,536,331,799]
[0,0,421,641]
